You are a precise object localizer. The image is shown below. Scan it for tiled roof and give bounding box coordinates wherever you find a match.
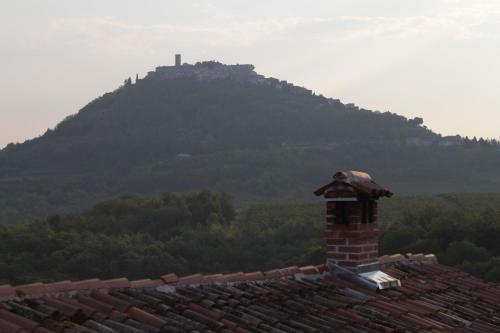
[1,254,500,333]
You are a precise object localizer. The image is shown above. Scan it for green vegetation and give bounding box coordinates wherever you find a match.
[2,191,500,285]
[2,74,500,224]
[0,192,323,285]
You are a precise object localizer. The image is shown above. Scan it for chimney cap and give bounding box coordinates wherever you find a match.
[314,170,392,199]
[333,170,372,182]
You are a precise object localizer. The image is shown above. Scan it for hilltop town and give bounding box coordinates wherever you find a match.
[144,54,335,102]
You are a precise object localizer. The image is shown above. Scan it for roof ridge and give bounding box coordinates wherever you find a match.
[0,253,438,301]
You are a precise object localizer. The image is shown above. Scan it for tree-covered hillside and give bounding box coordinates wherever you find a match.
[1,66,500,224]
[0,77,435,173]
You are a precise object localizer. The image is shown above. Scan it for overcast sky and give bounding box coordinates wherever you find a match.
[1,0,500,148]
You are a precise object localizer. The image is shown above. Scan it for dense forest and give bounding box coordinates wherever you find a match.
[2,69,500,224]
[0,192,324,285]
[2,191,500,285]
[2,144,500,225]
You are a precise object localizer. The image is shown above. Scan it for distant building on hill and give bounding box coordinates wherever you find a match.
[175,153,192,160]
[439,135,463,147]
[147,60,259,82]
[144,55,315,97]
[345,103,360,111]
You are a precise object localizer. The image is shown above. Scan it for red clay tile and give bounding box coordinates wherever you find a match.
[178,274,206,285]
[44,280,73,293]
[72,279,102,290]
[41,297,82,318]
[424,254,438,263]
[407,253,426,261]
[244,271,265,280]
[391,253,408,262]
[91,292,132,312]
[280,266,302,276]
[188,303,223,320]
[14,283,48,296]
[315,264,328,273]
[221,272,245,283]
[160,273,179,284]
[76,294,115,315]
[127,306,167,328]
[0,309,40,333]
[299,265,320,275]
[59,298,99,318]
[264,269,282,279]
[0,318,26,333]
[220,318,238,329]
[204,274,225,283]
[100,278,131,289]
[234,327,253,333]
[130,279,163,289]
[0,285,14,299]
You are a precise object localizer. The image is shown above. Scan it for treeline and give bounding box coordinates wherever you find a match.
[2,191,500,285]
[380,201,500,281]
[463,136,500,147]
[0,192,324,285]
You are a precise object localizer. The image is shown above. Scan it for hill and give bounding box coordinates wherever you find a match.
[1,61,500,223]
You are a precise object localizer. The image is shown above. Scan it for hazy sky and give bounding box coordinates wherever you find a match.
[2,0,500,148]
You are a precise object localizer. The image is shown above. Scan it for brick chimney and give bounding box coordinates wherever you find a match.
[314,171,392,271]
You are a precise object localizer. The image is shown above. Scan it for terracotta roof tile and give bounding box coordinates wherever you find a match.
[126,306,167,328]
[91,292,132,312]
[160,273,179,284]
[315,264,328,273]
[129,279,163,289]
[263,269,282,279]
[72,278,102,291]
[299,265,320,275]
[44,281,73,293]
[243,271,265,280]
[424,254,439,263]
[14,283,48,297]
[100,278,131,289]
[0,285,14,299]
[379,253,408,265]
[0,317,25,333]
[222,272,246,283]
[202,274,224,283]
[0,309,42,333]
[178,274,206,285]
[75,294,115,315]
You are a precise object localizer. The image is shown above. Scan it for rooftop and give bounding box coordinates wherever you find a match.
[1,253,500,333]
